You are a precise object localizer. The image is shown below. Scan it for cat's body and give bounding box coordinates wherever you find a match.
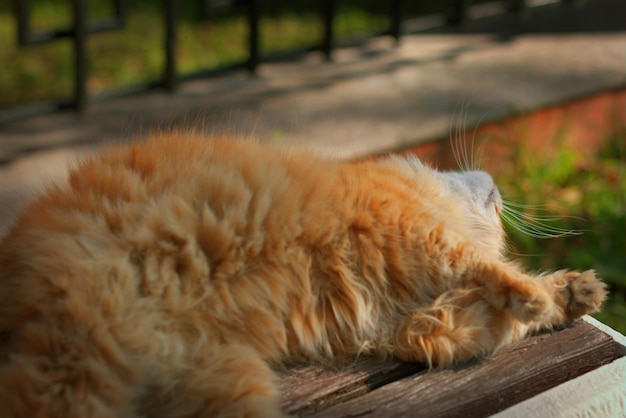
[0,133,606,417]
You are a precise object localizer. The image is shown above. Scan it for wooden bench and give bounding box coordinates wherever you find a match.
[279,317,625,417]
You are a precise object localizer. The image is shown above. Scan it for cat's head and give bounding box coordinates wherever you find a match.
[438,170,505,258]
[391,155,506,258]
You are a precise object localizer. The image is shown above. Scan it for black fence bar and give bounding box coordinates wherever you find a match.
[97,0,127,32]
[389,0,404,42]
[73,0,87,112]
[321,0,335,60]
[15,0,28,45]
[164,0,179,91]
[446,0,470,25]
[247,0,260,71]
[507,0,527,13]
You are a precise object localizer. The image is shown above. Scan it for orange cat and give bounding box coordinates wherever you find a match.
[0,132,606,417]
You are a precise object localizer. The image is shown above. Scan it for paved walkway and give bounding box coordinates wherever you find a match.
[0,0,625,234]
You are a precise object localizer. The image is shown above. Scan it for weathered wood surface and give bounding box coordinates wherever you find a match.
[279,320,616,417]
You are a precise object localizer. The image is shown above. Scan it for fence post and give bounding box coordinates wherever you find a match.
[507,0,527,13]
[164,0,178,92]
[321,0,335,60]
[15,0,30,46]
[247,0,260,72]
[446,0,469,25]
[390,0,403,43]
[72,0,88,112]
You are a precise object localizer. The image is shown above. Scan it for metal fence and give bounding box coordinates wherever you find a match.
[7,0,545,120]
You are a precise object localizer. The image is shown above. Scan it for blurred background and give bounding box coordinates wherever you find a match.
[0,0,624,331]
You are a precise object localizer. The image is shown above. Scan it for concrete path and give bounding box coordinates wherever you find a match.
[0,0,625,234]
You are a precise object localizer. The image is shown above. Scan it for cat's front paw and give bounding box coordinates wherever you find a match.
[554,270,607,319]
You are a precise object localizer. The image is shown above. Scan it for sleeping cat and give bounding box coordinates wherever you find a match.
[0,132,606,418]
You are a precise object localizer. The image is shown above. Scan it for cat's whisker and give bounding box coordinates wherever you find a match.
[501,212,565,239]
[500,205,584,239]
[501,206,572,231]
[461,101,472,171]
[502,200,588,223]
[502,199,584,215]
[449,102,465,171]
[469,106,503,171]
[450,100,476,172]
[503,206,570,223]
[450,102,501,171]
[504,223,574,240]
[464,104,478,171]
[453,101,469,171]
[502,201,552,209]
[454,107,464,170]
[474,139,488,171]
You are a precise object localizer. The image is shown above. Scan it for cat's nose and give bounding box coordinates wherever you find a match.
[488,186,502,214]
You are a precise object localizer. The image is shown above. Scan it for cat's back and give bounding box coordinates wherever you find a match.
[0,134,341,307]
[2,133,335,238]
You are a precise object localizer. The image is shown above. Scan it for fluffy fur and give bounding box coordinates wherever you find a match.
[0,133,606,417]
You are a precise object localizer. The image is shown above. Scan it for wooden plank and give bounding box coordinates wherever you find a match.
[493,316,626,418]
[279,357,426,416]
[492,356,626,418]
[278,320,616,417]
[304,320,615,418]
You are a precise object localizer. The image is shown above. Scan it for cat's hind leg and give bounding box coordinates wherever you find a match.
[142,343,285,418]
[390,288,519,367]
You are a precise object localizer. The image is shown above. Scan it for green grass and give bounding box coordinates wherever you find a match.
[495,128,626,334]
